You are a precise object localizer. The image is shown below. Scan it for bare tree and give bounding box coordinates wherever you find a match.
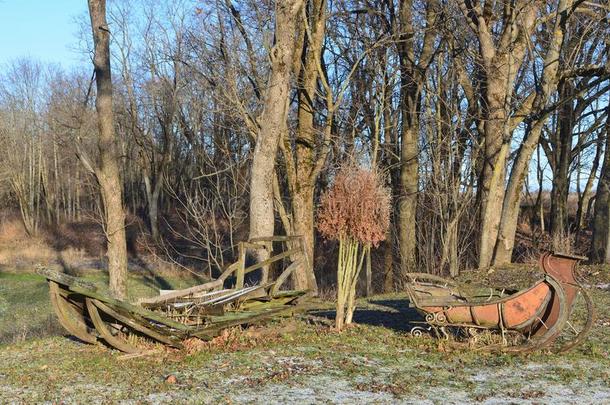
[492,0,574,265]
[591,104,610,263]
[80,0,129,298]
[249,0,304,282]
[395,0,440,275]
[458,0,539,268]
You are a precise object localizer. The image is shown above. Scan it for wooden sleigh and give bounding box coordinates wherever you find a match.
[405,252,595,352]
[38,236,311,354]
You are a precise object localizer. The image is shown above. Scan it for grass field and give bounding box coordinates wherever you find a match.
[0,268,202,345]
[1,265,609,404]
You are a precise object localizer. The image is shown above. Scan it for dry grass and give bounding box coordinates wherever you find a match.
[0,210,207,284]
[551,230,576,255]
[0,211,28,242]
[0,236,56,271]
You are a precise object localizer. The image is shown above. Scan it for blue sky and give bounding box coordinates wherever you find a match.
[0,0,88,68]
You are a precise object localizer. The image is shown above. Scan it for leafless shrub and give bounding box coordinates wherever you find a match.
[157,163,249,278]
[551,230,575,255]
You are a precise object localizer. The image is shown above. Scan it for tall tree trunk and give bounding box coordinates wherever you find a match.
[458,0,538,268]
[396,0,438,276]
[144,172,162,242]
[590,106,610,263]
[550,83,575,234]
[286,0,326,293]
[576,133,602,240]
[88,0,128,299]
[398,121,419,273]
[249,0,304,281]
[291,187,316,290]
[493,123,543,264]
[493,0,572,265]
[477,90,510,268]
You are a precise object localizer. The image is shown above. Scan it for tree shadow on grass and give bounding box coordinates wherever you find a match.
[51,245,187,294]
[309,297,425,333]
[129,253,175,291]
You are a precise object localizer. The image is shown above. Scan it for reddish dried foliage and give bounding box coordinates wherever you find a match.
[317,165,391,247]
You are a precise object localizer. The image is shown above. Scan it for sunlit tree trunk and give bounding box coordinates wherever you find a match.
[86,0,128,299]
[458,0,538,268]
[249,0,304,281]
[288,0,326,293]
[493,0,572,265]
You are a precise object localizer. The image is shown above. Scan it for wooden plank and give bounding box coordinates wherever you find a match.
[37,267,98,291]
[86,298,140,353]
[112,306,190,339]
[239,295,300,310]
[140,261,243,305]
[209,284,273,306]
[271,259,301,295]
[242,248,301,275]
[92,300,184,348]
[191,306,300,339]
[240,241,268,250]
[249,235,303,243]
[69,285,193,331]
[144,289,234,310]
[268,290,307,298]
[139,279,224,305]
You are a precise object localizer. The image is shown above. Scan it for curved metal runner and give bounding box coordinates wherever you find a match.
[503,274,569,353]
[554,283,595,353]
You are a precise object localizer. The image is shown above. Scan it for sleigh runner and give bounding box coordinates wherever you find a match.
[38,236,311,353]
[405,252,594,352]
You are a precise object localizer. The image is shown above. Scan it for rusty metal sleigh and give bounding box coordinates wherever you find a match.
[404,252,595,352]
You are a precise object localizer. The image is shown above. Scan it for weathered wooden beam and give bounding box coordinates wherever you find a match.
[86,298,140,353]
[242,248,301,274]
[92,300,184,348]
[249,235,303,243]
[112,306,190,339]
[271,259,302,295]
[49,281,98,344]
[37,267,98,291]
[139,279,225,306]
[240,241,268,250]
[68,285,193,331]
[190,306,302,339]
[239,295,300,310]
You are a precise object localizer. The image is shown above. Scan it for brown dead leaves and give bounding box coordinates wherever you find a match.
[317,164,391,247]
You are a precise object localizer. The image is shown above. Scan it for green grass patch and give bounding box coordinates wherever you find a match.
[0,265,609,402]
[0,269,203,345]
[0,272,56,344]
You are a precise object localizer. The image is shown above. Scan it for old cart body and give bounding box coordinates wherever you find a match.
[39,236,310,353]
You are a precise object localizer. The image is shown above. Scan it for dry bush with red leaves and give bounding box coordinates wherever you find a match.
[317,164,391,330]
[317,164,391,247]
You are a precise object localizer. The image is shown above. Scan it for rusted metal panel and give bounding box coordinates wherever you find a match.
[502,282,551,329]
